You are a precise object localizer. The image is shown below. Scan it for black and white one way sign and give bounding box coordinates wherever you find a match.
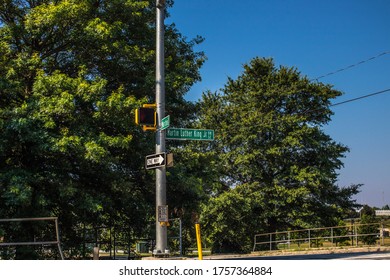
[145,153,166,170]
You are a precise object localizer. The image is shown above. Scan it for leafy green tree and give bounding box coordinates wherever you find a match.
[201,185,265,253]
[196,57,360,252]
[358,205,378,245]
[0,0,205,258]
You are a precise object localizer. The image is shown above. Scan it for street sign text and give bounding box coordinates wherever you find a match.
[166,128,214,141]
[145,153,165,169]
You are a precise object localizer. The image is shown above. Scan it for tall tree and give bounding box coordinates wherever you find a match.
[0,0,205,258]
[197,57,360,252]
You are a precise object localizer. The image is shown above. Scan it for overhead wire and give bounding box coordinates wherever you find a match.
[311,50,390,81]
[309,50,390,107]
[330,88,390,108]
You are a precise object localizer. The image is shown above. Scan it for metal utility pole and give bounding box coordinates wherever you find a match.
[155,0,167,255]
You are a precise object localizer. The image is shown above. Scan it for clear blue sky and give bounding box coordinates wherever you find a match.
[166,0,390,208]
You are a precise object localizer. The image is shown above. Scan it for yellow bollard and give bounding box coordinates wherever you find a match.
[195,223,203,260]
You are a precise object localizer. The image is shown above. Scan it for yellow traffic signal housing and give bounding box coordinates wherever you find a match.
[135,107,156,126]
[135,104,157,131]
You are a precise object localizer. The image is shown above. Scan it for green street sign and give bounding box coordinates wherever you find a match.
[161,115,170,130]
[166,128,214,141]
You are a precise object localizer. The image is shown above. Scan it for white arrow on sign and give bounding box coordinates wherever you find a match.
[145,153,166,169]
[147,155,164,166]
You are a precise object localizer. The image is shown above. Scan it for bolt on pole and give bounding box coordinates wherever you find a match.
[155,0,168,255]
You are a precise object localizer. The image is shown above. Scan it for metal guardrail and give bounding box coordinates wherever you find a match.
[253,223,386,252]
[0,217,64,260]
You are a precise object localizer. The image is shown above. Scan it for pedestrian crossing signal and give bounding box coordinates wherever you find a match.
[135,104,157,131]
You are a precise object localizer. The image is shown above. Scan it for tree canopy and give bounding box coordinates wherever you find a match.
[196,57,360,252]
[0,1,360,258]
[0,0,205,258]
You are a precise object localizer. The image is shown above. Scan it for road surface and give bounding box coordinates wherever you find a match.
[212,250,390,260]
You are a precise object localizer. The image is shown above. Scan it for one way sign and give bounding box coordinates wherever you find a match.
[145,153,165,170]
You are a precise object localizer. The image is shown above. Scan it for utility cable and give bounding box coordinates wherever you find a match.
[309,51,390,107]
[312,50,390,81]
[331,88,390,107]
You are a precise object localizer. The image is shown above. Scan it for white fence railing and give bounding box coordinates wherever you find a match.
[253,223,386,252]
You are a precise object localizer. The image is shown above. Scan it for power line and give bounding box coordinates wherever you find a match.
[309,51,390,108]
[331,88,390,107]
[301,88,390,116]
[312,50,390,81]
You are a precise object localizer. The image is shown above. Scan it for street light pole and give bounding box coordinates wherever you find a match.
[155,0,167,255]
